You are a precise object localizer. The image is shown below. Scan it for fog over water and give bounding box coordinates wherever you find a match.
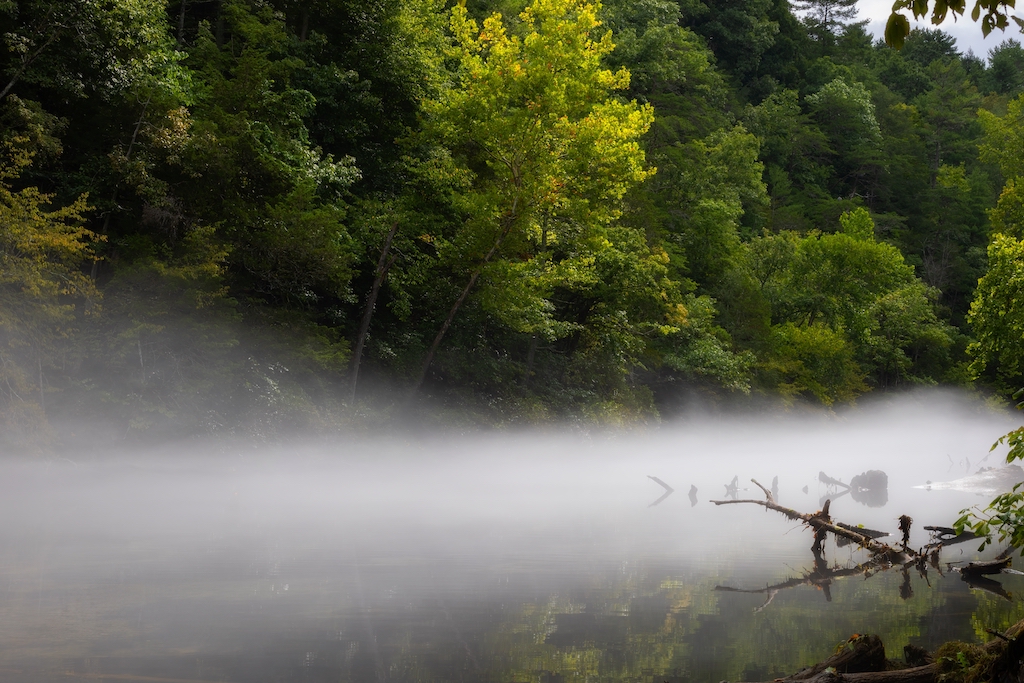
[3,391,1024,682]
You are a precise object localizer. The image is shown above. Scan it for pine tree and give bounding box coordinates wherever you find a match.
[792,0,859,45]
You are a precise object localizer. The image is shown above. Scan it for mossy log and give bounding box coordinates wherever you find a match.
[734,603,1024,683]
[788,635,887,679]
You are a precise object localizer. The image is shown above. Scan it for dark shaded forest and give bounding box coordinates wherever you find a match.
[2,0,1023,447]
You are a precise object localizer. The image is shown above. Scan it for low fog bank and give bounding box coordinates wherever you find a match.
[4,296,1014,458]
[1,388,1019,567]
[1,389,1020,683]
[11,384,1020,463]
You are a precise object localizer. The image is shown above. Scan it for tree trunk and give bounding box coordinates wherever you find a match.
[37,356,44,414]
[408,219,515,399]
[215,0,225,46]
[349,222,399,404]
[522,335,538,388]
[177,0,188,44]
[0,29,59,101]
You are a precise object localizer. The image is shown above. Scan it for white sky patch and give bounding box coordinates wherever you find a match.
[839,0,1023,59]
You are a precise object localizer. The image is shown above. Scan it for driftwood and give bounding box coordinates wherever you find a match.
[788,635,886,679]
[711,480,901,558]
[962,557,1012,576]
[820,471,851,490]
[924,526,979,547]
[836,522,890,548]
[734,618,1024,683]
[713,479,991,562]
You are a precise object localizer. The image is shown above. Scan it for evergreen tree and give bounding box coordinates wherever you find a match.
[791,0,859,45]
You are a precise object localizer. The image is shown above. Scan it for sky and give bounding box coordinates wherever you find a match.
[854,0,1023,59]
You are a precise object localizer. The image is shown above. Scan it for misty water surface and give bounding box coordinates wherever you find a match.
[3,392,1024,682]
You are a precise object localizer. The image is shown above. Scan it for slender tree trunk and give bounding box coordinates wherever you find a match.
[215,0,225,46]
[408,219,516,399]
[137,339,145,389]
[0,30,59,101]
[37,356,44,413]
[522,335,538,388]
[177,0,188,44]
[91,99,149,281]
[350,222,399,404]
[299,8,310,41]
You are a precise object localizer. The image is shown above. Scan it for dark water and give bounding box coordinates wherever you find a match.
[3,396,1024,683]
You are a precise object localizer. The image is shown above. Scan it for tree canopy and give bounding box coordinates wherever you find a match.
[0,0,1022,441]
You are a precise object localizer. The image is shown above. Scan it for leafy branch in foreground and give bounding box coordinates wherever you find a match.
[955,390,1024,551]
[885,0,1024,50]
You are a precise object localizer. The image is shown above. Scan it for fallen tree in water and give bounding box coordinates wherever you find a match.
[716,483,1024,679]
[711,479,902,556]
[713,481,1024,682]
[711,479,1011,571]
[713,482,1016,601]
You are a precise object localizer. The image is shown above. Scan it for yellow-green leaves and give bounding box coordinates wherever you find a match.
[0,143,100,334]
[744,217,953,402]
[408,0,667,403]
[839,207,875,241]
[967,95,1024,390]
[967,234,1024,387]
[0,143,100,445]
[989,179,1024,237]
[978,94,1024,181]
[425,0,654,236]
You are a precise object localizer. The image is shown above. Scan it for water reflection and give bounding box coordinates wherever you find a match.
[646,475,674,507]
[818,469,889,508]
[1,394,1024,682]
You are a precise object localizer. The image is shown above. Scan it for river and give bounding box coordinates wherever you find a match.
[2,392,1023,682]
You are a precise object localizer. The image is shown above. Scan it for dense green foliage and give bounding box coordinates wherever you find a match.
[1,0,1022,441]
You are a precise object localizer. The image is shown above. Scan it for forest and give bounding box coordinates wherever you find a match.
[2,0,1024,446]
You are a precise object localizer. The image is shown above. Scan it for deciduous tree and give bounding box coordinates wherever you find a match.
[409,0,654,394]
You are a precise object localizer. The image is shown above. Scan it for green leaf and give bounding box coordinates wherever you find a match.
[885,13,912,48]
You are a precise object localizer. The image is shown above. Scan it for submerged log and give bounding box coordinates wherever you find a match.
[819,471,851,489]
[923,526,979,547]
[961,557,1012,576]
[850,470,889,507]
[835,522,890,548]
